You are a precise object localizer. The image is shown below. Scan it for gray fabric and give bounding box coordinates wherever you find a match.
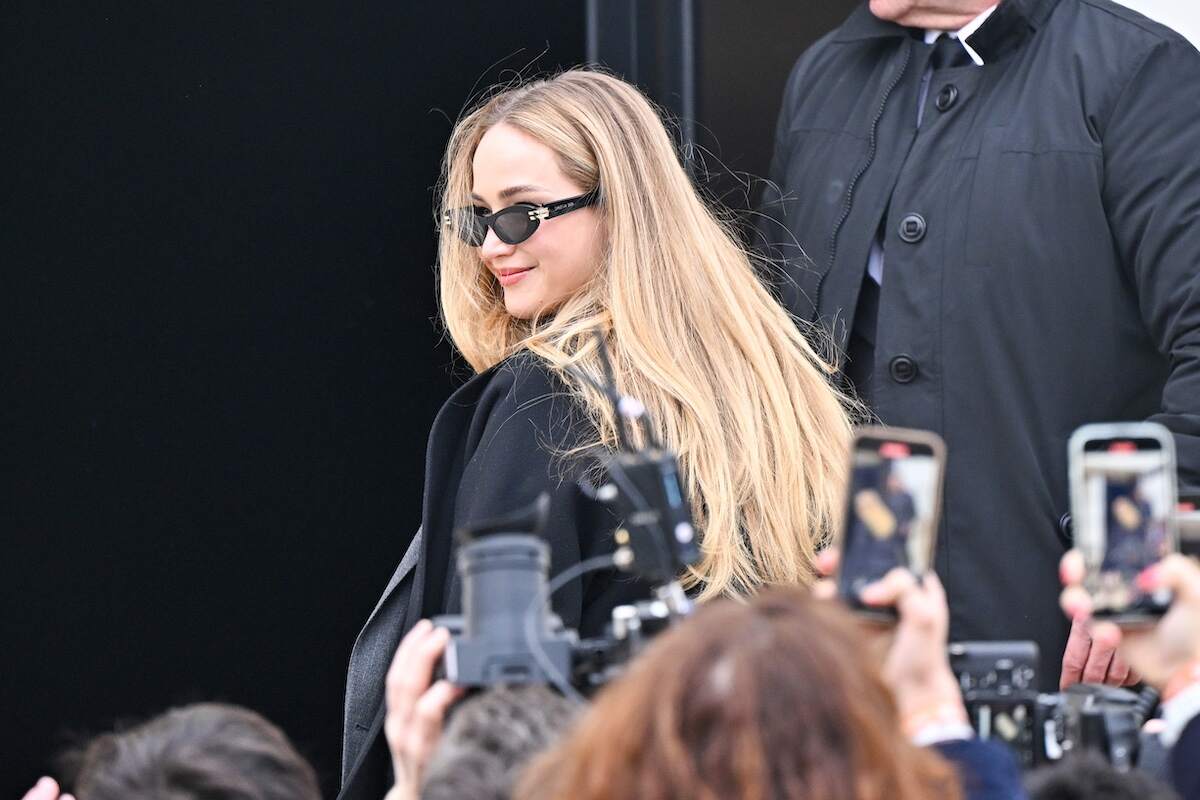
[340,527,422,783]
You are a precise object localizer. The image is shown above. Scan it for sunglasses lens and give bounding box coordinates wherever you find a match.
[492,207,538,245]
[446,208,487,246]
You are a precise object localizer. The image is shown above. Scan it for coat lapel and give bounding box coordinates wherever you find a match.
[339,527,422,783]
[339,363,503,788]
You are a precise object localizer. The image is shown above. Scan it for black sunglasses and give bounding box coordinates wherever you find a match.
[443,189,599,246]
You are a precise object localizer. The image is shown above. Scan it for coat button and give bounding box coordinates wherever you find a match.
[1059,512,1073,541]
[936,84,959,112]
[889,355,919,383]
[898,213,926,243]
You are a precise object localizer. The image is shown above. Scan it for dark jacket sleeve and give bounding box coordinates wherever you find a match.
[933,738,1027,800]
[451,356,647,638]
[753,38,830,318]
[1099,33,1200,491]
[1170,714,1200,800]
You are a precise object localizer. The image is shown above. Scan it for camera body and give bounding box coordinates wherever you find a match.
[432,533,577,687]
[433,511,694,691]
[1036,684,1147,771]
[433,409,700,691]
[949,641,1041,768]
[950,641,1149,770]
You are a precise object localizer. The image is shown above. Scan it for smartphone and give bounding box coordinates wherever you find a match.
[1068,422,1178,623]
[835,426,946,621]
[1179,492,1200,560]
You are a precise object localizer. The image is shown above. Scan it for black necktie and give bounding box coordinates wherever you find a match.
[929,35,973,70]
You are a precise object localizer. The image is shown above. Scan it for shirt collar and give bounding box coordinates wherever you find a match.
[1161,682,1200,748]
[924,5,997,65]
[833,0,1059,63]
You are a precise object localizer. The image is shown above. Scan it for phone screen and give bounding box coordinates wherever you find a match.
[1077,436,1175,619]
[837,432,943,615]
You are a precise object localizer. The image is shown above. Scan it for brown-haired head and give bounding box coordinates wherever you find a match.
[68,703,320,800]
[516,588,963,800]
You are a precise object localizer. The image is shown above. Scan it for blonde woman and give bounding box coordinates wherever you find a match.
[337,69,854,800]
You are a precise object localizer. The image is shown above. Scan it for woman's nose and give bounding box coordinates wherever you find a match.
[479,227,515,260]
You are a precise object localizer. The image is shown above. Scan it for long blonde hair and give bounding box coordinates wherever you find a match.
[436,70,853,599]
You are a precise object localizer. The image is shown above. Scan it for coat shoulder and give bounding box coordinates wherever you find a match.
[490,351,572,406]
[464,351,594,472]
[1072,0,1197,47]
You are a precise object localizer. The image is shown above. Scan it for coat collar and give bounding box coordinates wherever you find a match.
[834,0,1058,62]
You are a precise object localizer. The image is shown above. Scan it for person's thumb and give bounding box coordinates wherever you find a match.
[1141,555,1200,603]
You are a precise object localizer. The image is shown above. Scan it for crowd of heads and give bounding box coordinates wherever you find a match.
[30,565,1195,800]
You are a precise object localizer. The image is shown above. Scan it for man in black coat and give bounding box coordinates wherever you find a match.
[758,0,1200,688]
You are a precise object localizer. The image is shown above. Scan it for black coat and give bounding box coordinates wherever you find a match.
[418,353,642,635]
[1172,715,1200,800]
[337,353,644,800]
[758,0,1200,686]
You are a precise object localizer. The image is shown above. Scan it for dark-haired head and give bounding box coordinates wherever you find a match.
[1026,752,1179,800]
[66,703,320,800]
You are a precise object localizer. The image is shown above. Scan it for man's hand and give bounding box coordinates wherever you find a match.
[1060,550,1200,691]
[1057,549,1138,689]
[382,620,466,800]
[868,0,994,29]
[19,778,73,800]
[1058,614,1133,689]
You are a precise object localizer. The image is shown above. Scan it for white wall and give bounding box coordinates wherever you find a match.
[1115,0,1200,48]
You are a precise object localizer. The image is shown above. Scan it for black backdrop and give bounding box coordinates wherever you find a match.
[4,2,853,796]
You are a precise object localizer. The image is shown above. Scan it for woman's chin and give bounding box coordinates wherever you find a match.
[503,295,537,320]
[503,291,564,322]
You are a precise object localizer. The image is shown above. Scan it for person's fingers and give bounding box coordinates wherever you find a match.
[1141,555,1200,603]
[1104,643,1133,686]
[1060,617,1091,689]
[1081,624,1118,684]
[385,620,437,725]
[901,571,949,633]
[389,620,433,683]
[1060,585,1094,621]
[392,626,452,722]
[403,681,466,767]
[815,548,840,578]
[812,578,837,600]
[1059,549,1085,587]
[21,778,60,800]
[1121,664,1142,687]
[1100,620,1144,687]
[410,681,465,738]
[860,567,918,607]
[921,570,947,603]
[1097,620,1130,685]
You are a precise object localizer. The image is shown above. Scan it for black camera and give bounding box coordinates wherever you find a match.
[950,641,1155,771]
[949,641,1042,768]
[431,496,578,687]
[433,331,700,694]
[1036,684,1149,771]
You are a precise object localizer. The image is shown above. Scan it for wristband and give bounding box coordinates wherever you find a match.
[902,701,970,741]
